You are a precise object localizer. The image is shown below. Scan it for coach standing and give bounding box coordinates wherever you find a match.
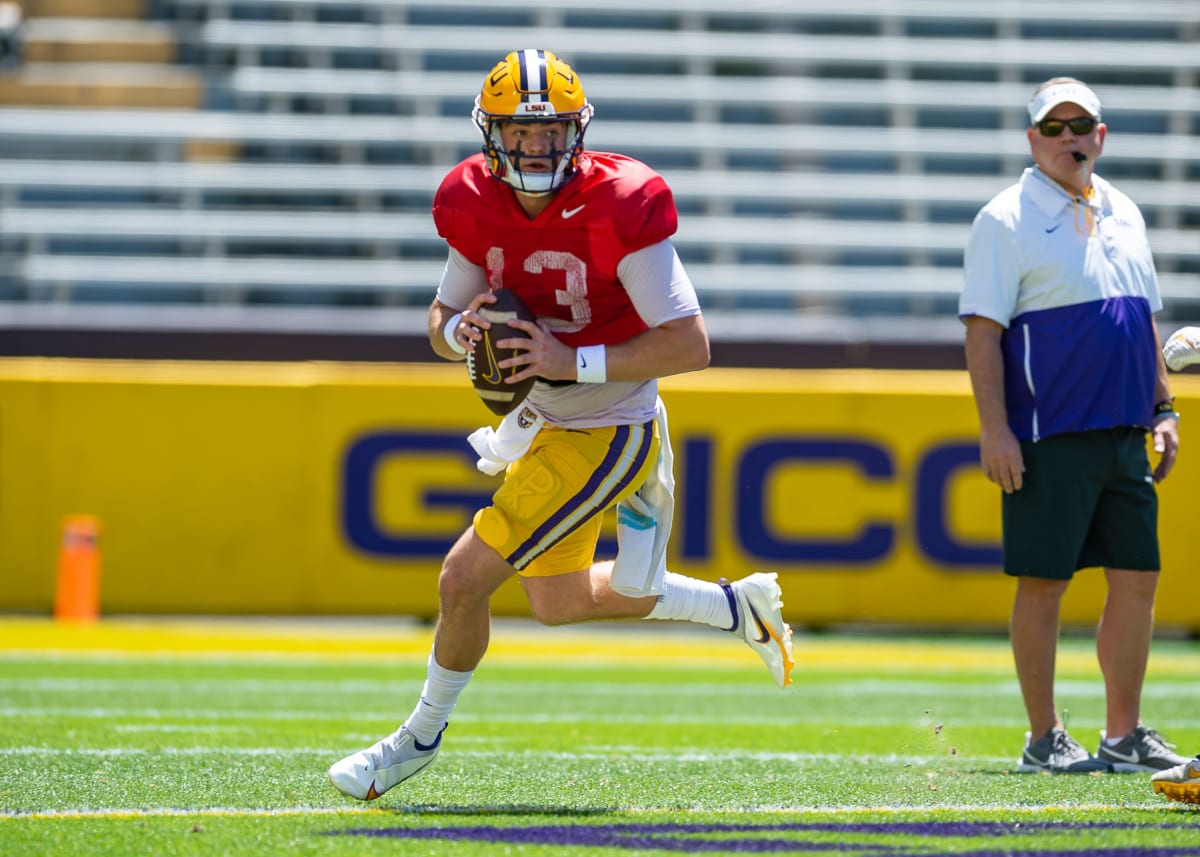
[960,77,1189,775]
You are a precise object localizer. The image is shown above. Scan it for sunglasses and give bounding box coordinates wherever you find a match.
[1036,116,1097,137]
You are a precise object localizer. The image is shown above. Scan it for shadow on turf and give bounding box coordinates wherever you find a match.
[396,804,613,817]
[322,819,1200,854]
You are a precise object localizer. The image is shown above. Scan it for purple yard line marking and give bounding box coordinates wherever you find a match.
[324,821,1200,855]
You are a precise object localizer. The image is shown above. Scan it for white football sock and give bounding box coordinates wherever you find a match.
[403,651,474,746]
[644,571,735,629]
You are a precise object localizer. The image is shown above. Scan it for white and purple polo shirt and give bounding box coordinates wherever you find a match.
[960,167,1161,442]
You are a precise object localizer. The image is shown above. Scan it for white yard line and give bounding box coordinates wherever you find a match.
[0,802,1142,821]
[0,745,1012,764]
[0,705,1037,726]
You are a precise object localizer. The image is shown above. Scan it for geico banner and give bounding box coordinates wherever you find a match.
[2,358,1198,629]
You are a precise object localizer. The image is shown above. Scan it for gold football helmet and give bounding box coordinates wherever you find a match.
[472,49,594,195]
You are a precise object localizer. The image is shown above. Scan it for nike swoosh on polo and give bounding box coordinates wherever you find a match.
[1045,224,1061,234]
[745,602,771,644]
[562,205,586,219]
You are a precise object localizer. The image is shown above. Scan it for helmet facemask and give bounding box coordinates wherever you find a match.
[475,114,591,195]
[472,49,593,196]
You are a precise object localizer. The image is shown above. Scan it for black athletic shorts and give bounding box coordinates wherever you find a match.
[1001,427,1160,579]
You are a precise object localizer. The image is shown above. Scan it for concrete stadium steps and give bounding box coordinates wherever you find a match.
[1,13,202,109]
[23,0,145,18]
[21,17,177,62]
[0,0,1194,356]
[0,62,202,107]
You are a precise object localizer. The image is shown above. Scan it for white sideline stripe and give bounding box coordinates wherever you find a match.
[0,678,1028,697]
[0,651,431,664]
[112,724,242,733]
[0,802,1139,821]
[2,806,380,821]
[0,677,1026,694]
[0,706,1034,726]
[0,746,1007,766]
[0,647,1031,673]
[7,677,1198,697]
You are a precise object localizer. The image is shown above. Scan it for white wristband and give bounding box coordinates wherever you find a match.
[443,312,466,355]
[576,344,607,383]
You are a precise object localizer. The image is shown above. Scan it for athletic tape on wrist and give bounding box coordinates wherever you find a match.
[443,312,466,355]
[576,344,607,383]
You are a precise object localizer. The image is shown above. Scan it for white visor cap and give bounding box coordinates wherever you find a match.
[1028,82,1102,124]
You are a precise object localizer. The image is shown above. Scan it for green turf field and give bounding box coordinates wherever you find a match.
[2,616,1200,856]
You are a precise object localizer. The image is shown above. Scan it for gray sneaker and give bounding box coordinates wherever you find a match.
[1095,725,1190,773]
[1017,728,1112,774]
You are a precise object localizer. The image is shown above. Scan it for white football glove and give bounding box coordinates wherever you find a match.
[1163,326,1200,372]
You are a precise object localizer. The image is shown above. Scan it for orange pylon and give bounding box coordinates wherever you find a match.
[54,515,101,622]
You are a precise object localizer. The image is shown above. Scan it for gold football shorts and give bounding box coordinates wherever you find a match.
[473,420,658,576]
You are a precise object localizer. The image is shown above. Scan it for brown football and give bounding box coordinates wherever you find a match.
[466,288,537,416]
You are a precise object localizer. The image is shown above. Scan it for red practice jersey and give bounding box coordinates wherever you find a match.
[432,152,678,348]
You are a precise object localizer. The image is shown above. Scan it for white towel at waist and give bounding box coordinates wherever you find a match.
[467,404,545,475]
[467,398,675,598]
[611,398,674,598]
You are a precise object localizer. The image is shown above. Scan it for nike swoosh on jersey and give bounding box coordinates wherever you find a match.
[562,205,586,219]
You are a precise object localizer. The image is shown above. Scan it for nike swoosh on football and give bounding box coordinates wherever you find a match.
[482,339,503,385]
[562,205,586,219]
[746,603,771,644]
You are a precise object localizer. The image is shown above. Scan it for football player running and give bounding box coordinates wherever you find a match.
[327,49,795,802]
[1150,326,1199,804]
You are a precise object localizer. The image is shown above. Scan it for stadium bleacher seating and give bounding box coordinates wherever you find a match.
[0,0,1196,353]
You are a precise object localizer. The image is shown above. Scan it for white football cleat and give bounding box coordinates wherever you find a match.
[1163,326,1200,371]
[1152,755,1200,804]
[327,725,443,801]
[721,572,795,688]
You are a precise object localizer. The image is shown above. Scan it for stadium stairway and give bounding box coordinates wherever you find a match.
[0,0,202,109]
[0,0,1195,367]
